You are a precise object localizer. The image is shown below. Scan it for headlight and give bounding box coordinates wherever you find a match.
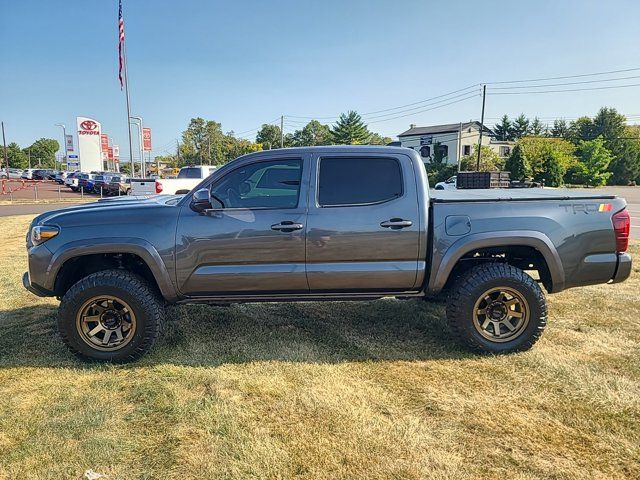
[31,226,60,246]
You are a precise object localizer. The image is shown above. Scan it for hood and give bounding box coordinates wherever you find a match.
[31,195,182,227]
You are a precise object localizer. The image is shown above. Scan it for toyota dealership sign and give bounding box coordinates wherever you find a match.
[76,116,102,172]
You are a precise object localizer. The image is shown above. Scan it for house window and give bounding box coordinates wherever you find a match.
[500,146,511,157]
[463,145,471,156]
[420,145,431,158]
[436,144,448,159]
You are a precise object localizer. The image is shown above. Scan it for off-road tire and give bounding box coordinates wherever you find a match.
[446,263,547,353]
[58,269,164,362]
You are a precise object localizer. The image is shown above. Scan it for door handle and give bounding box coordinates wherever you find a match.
[380,218,413,229]
[271,221,304,232]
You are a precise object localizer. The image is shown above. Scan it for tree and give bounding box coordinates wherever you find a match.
[5,142,28,169]
[493,115,513,141]
[504,144,531,181]
[569,116,594,143]
[537,150,564,187]
[460,145,504,171]
[530,117,547,136]
[181,117,208,164]
[574,137,613,186]
[368,133,393,145]
[511,114,530,139]
[550,119,570,139]
[290,120,332,146]
[331,111,370,144]
[517,136,577,180]
[256,124,283,149]
[27,138,59,168]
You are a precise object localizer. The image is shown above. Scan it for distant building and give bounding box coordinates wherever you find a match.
[397,121,515,165]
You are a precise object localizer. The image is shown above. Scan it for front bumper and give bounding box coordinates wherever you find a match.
[611,253,632,284]
[22,271,53,297]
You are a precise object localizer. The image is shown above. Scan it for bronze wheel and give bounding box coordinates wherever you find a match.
[472,287,530,342]
[75,295,137,351]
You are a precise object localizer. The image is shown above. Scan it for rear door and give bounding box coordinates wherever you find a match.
[305,152,421,291]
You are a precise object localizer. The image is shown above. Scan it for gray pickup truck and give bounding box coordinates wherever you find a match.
[23,146,632,362]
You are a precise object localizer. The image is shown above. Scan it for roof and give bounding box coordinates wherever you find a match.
[398,121,492,137]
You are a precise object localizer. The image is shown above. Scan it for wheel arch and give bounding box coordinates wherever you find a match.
[427,230,565,295]
[49,238,179,302]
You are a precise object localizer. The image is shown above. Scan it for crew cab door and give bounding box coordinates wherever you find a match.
[305,152,422,291]
[175,154,309,296]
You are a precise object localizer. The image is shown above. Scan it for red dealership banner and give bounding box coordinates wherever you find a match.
[143,127,152,151]
[100,134,109,153]
[108,147,114,161]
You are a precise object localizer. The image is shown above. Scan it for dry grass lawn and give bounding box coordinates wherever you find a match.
[0,214,638,479]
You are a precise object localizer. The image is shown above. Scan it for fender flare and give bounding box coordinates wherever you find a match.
[427,230,565,294]
[47,237,179,302]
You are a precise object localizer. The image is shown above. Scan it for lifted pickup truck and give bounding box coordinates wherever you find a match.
[23,146,632,362]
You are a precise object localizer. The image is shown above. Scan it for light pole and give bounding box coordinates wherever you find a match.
[129,116,145,178]
[54,123,67,171]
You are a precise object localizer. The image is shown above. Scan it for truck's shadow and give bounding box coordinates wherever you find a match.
[0,299,472,368]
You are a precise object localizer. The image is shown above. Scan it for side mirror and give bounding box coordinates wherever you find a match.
[190,188,212,213]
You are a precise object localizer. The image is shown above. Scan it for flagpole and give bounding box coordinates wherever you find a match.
[121,2,135,177]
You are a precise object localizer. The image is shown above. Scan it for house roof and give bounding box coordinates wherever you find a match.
[398,121,493,137]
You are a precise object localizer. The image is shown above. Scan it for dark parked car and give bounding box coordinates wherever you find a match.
[23,146,632,362]
[103,176,131,196]
[92,174,117,195]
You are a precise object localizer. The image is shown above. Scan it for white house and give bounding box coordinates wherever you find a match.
[397,121,515,166]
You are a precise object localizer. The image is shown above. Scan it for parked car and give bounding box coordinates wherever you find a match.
[55,171,73,184]
[77,173,98,193]
[103,176,131,196]
[1,168,24,179]
[128,177,156,196]
[22,146,632,362]
[32,169,48,180]
[65,172,82,191]
[21,168,36,180]
[92,174,117,195]
[434,175,457,190]
[149,165,218,195]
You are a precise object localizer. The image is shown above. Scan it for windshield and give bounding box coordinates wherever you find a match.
[178,167,202,179]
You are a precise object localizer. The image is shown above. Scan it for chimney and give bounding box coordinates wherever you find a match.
[409,123,416,129]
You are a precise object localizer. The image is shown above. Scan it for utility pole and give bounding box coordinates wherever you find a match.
[280,115,284,148]
[457,122,463,173]
[176,139,181,165]
[54,124,67,170]
[28,147,31,169]
[476,84,487,171]
[1,121,8,174]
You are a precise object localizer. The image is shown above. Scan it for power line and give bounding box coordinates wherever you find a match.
[489,74,640,90]
[485,66,640,85]
[488,82,640,95]
[367,94,479,124]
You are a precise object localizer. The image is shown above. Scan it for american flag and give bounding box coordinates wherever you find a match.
[118,0,125,89]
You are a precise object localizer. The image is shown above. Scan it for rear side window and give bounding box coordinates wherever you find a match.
[178,167,202,179]
[318,157,402,206]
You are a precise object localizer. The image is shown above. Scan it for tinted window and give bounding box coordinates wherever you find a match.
[178,167,203,179]
[318,157,402,206]
[211,159,302,209]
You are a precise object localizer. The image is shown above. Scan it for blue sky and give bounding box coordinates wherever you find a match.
[2,0,640,161]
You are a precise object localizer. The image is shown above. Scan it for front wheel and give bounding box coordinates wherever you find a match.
[446,263,547,353]
[57,270,164,362]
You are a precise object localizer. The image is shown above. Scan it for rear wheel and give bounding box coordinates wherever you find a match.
[57,270,164,362]
[446,263,547,353]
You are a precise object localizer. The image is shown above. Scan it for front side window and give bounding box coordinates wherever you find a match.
[210,159,302,209]
[318,157,402,207]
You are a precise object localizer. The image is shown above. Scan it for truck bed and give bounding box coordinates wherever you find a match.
[430,188,617,203]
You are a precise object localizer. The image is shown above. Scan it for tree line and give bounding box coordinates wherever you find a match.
[157,111,392,167]
[3,138,60,170]
[428,107,640,187]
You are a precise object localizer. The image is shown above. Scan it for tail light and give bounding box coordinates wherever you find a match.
[612,208,630,252]
[155,181,163,194]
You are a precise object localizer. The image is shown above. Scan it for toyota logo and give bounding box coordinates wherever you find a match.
[80,120,98,131]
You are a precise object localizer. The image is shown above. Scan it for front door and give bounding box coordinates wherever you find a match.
[305,153,422,291]
[175,155,309,296]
